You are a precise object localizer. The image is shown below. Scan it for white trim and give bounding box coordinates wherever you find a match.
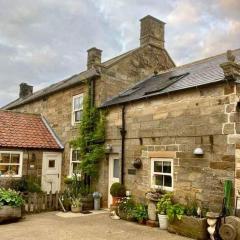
[150,158,173,191]
[72,94,83,126]
[0,151,23,178]
[69,148,81,176]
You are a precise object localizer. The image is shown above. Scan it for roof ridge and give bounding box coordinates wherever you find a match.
[156,47,240,76]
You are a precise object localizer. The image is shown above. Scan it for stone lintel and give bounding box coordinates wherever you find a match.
[148,151,176,158]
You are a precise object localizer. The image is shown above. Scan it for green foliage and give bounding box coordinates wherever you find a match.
[110,183,126,197]
[167,203,185,222]
[156,192,173,214]
[185,199,198,217]
[71,81,105,180]
[133,203,148,222]
[0,188,24,208]
[224,180,233,215]
[118,197,136,220]
[10,176,42,193]
[157,192,184,222]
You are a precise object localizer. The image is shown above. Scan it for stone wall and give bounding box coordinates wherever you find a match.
[105,81,239,211]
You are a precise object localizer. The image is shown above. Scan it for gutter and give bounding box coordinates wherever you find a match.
[120,105,127,185]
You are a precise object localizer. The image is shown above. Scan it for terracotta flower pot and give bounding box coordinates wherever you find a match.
[112,197,122,206]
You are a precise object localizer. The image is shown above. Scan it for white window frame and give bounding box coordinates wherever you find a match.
[151,158,173,191]
[0,151,23,178]
[69,149,81,176]
[72,94,83,125]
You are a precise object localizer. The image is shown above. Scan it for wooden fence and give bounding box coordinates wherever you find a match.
[23,191,61,214]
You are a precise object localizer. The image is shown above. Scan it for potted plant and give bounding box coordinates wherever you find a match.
[71,198,82,213]
[110,183,126,206]
[156,192,173,229]
[0,188,24,223]
[118,197,136,221]
[133,203,148,224]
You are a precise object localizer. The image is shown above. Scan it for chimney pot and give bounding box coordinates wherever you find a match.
[140,15,165,48]
[87,47,102,69]
[19,83,33,98]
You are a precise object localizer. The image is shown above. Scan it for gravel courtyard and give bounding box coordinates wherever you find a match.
[0,211,191,240]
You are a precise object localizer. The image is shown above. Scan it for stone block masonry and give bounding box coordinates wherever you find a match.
[105,81,240,211]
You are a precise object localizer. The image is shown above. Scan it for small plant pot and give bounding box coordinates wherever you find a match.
[112,197,122,206]
[158,214,168,230]
[71,205,82,213]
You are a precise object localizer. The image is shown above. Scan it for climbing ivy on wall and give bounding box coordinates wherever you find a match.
[71,80,105,181]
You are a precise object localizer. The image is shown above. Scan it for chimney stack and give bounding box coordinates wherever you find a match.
[87,47,102,69]
[19,83,33,98]
[140,15,165,49]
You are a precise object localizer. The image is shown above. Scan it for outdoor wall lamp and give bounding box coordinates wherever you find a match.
[105,144,112,154]
[193,147,204,156]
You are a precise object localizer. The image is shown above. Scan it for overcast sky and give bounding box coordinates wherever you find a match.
[0,0,240,107]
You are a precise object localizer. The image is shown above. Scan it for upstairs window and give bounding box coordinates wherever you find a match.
[151,158,173,191]
[70,149,81,176]
[72,94,83,125]
[0,151,23,177]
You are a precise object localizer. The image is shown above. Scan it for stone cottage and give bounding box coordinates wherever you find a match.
[101,49,240,210]
[0,110,63,192]
[2,16,174,202]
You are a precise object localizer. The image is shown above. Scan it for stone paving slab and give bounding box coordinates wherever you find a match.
[0,211,191,240]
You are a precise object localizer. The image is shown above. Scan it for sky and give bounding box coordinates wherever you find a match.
[0,0,240,107]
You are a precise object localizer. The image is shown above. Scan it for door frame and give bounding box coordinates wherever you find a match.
[108,154,120,208]
[41,152,62,193]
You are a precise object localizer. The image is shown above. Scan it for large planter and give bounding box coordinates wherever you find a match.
[81,194,94,211]
[158,214,168,230]
[168,215,208,240]
[0,206,22,223]
[112,197,122,206]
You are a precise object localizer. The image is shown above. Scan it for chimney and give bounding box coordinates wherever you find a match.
[140,15,165,48]
[19,83,33,98]
[87,47,102,69]
[220,50,240,80]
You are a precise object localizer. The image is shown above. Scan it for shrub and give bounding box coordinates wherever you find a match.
[133,203,148,222]
[118,197,136,220]
[156,192,173,214]
[110,183,126,197]
[167,203,185,222]
[10,176,42,193]
[0,188,24,208]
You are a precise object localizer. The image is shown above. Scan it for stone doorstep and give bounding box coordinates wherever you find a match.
[56,209,109,218]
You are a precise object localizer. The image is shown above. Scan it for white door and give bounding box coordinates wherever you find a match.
[41,152,62,193]
[108,154,120,207]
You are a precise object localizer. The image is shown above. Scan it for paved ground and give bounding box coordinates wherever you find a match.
[0,211,191,240]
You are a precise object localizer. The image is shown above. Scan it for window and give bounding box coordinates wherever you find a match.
[72,94,83,125]
[113,159,119,178]
[0,151,23,177]
[48,160,55,168]
[70,149,81,176]
[151,158,173,191]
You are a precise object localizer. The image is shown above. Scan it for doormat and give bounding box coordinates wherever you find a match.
[80,211,92,214]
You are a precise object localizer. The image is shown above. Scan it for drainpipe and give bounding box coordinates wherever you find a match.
[120,105,127,185]
[90,77,96,108]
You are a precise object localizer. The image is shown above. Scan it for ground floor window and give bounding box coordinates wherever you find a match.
[0,151,23,177]
[70,149,81,176]
[151,158,173,191]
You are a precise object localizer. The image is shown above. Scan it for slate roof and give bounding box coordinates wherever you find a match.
[0,110,63,150]
[3,68,99,110]
[101,48,240,107]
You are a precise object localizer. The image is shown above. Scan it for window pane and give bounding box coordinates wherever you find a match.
[164,175,172,187]
[0,153,10,163]
[48,160,55,168]
[72,162,81,174]
[155,175,163,186]
[113,159,119,178]
[75,111,81,122]
[0,165,19,176]
[163,161,171,173]
[76,150,81,162]
[11,154,20,164]
[72,150,77,162]
[74,97,80,110]
[154,161,162,172]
